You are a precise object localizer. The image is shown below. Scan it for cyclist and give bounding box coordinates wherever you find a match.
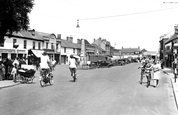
[69,54,77,82]
[39,51,51,80]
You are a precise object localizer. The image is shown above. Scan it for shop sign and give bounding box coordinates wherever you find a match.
[17,50,26,53]
[0,49,15,53]
[0,49,26,53]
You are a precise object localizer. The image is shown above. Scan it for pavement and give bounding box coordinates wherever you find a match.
[0,65,178,110]
[165,67,178,111]
[0,69,40,89]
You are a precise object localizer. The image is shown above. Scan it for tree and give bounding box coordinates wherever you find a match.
[0,0,34,46]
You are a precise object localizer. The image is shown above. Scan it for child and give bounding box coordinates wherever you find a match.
[11,64,17,83]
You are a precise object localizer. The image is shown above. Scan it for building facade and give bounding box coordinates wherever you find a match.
[0,30,44,61]
[120,47,141,58]
[0,30,61,64]
[60,37,81,64]
[163,34,178,68]
[92,38,112,56]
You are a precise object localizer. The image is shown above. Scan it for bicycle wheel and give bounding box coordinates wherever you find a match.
[49,73,54,85]
[40,77,45,87]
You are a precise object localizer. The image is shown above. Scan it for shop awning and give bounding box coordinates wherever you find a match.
[73,55,80,59]
[29,49,44,58]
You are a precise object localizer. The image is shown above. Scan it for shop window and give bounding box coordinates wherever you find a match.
[46,42,48,49]
[73,48,75,53]
[24,40,27,49]
[56,44,58,50]
[38,42,41,50]
[51,43,54,49]
[33,41,35,49]
[13,39,17,48]
[64,47,66,53]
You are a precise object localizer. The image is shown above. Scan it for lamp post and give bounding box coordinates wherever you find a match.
[14,43,19,58]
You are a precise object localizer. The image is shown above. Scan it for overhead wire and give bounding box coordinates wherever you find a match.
[78,7,178,21]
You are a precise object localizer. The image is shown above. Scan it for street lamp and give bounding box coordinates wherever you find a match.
[14,43,19,58]
[76,19,80,28]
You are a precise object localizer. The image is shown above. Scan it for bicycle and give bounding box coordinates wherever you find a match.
[39,68,54,87]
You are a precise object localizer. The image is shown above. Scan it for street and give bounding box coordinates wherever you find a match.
[0,63,177,115]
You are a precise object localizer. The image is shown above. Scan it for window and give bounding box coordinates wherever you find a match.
[33,41,35,49]
[51,43,54,49]
[13,39,17,48]
[46,42,48,49]
[64,47,66,53]
[56,44,58,50]
[73,48,75,53]
[38,42,41,50]
[24,40,27,49]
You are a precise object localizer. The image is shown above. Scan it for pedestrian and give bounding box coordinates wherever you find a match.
[4,58,13,80]
[19,58,26,69]
[144,60,153,87]
[11,64,17,83]
[69,54,77,82]
[0,61,5,80]
[161,59,164,69]
[52,59,56,70]
[152,62,161,87]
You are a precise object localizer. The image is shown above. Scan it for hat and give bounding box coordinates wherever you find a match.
[43,51,47,55]
[70,54,73,58]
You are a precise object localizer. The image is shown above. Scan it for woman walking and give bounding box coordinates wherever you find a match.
[152,62,161,87]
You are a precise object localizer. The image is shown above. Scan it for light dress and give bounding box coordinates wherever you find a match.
[152,63,161,80]
[69,58,77,68]
[40,55,50,69]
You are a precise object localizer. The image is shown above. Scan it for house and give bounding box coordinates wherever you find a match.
[60,36,81,64]
[112,48,122,58]
[35,31,61,63]
[1,30,44,60]
[163,33,178,67]
[92,38,112,56]
[120,47,141,58]
[1,30,62,65]
[142,51,159,60]
[77,39,96,55]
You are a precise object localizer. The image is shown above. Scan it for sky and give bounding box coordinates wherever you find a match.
[28,0,178,51]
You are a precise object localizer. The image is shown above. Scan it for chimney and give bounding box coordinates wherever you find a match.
[77,39,81,44]
[29,29,35,36]
[70,36,73,42]
[66,36,69,41]
[57,34,61,39]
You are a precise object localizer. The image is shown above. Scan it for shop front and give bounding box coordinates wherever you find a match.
[0,48,26,61]
[165,50,173,68]
[43,49,55,60]
[28,49,44,65]
[55,53,60,64]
